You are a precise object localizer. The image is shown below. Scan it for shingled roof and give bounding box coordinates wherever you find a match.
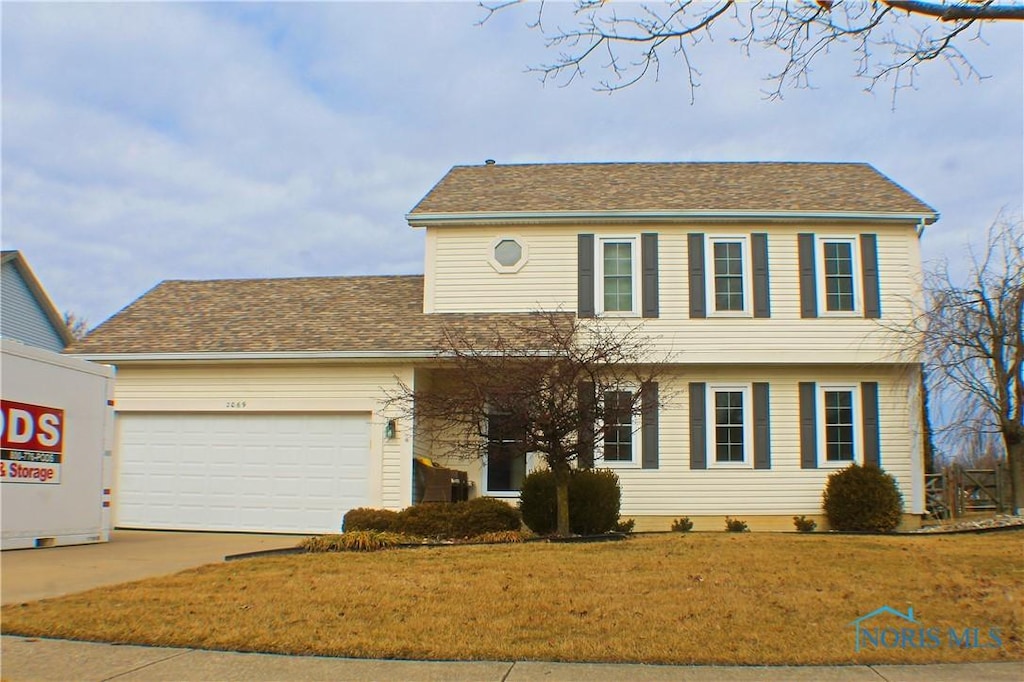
[70,275,565,357]
[407,162,937,221]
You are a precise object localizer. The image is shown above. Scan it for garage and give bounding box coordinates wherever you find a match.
[116,412,371,533]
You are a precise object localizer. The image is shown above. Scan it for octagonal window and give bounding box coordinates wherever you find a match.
[494,239,523,267]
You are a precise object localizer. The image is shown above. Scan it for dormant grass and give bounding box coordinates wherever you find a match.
[2,532,1021,665]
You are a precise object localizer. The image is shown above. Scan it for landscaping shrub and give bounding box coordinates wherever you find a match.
[396,503,453,538]
[302,531,407,552]
[822,463,904,532]
[449,497,522,537]
[724,517,749,532]
[793,515,817,532]
[671,517,694,532]
[614,518,636,534]
[518,468,622,535]
[342,507,399,532]
[519,469,559,535]
[473,530,526,544]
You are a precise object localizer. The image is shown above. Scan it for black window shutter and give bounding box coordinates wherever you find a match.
[799,382,817,469]
[861,234,881,319]
[689,382,707,469]
[578,381,596,469]
[578,234,595,318]
[751,233,771,319]
[753,382,771,469]
[862,381,881,467]
[641,382,659,469]
[688,233,706,319]
[641,233,659,318]
[798,234,817,319]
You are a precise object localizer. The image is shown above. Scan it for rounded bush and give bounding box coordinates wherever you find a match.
[342,507,399,532]
[450,497,522,537]
[822,464,904,532]
[518,469,559,535]
[518,468,622,535]
[395,503,453,538]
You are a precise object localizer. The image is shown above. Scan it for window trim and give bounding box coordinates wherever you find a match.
[596,386,642,468]
[705,235,753,317]
[815,236,862,317]
[817,383,863,468]
[487,236,529,274]
[595,236,640,317]
[706,383,753,468]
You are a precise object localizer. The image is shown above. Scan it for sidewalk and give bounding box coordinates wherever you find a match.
[2,636,1021,682]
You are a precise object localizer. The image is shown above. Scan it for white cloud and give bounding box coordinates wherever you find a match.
[2,3,1020,324]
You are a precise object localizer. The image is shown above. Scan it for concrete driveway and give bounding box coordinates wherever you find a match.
[1,530,304,605]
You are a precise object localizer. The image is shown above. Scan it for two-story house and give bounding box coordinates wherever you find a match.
[72,162,937,533]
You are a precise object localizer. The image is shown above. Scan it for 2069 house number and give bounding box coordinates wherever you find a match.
[226,401,247,408]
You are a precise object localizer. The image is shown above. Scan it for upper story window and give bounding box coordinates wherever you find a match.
[816,236,861,315]
[706,236,751,316]
[488,236,528,274]
[597,237,638,315]
[823,241,854,311]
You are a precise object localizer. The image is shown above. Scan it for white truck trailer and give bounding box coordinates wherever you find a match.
[1,339,115,549]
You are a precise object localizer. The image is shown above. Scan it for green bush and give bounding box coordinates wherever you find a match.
[518,468,622,535]
[396,503,454,538]
[671,517,694,532]
[450,497,522,537]
[822,464,904,532]
[342,507,400,532]
[793,515,818,532]
[519,469,559,535]
[724,517,749,532]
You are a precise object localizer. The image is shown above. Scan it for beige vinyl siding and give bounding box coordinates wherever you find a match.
[613,365,923,517]
[111,363,415,509]
[426,223,922,364]
[413,364,922,518]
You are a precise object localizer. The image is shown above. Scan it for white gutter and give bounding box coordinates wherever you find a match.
[69,350,442,363]
[406,210,939,227]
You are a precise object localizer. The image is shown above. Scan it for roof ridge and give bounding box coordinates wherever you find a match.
[159,273,425,285]
[449,160,873,169]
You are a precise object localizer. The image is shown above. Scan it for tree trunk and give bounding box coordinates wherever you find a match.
[1004,423,1024,515]
[552,458,571,537]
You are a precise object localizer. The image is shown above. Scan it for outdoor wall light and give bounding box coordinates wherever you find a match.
[385,419,397,440]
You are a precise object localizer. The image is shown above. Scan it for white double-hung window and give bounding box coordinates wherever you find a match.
[707,384,752,467]
[817,237,860,315]
[819,384,861,467]
[706,236,751,316]
[597,237,639,315]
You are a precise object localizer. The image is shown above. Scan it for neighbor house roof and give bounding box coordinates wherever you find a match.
[1,250,75,348]
[407,162,937,225]
[70,275,567,359]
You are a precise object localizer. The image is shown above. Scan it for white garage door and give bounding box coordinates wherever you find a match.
[116,413,371,533]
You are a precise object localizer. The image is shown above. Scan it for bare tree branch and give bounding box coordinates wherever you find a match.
[480,0,1020,101]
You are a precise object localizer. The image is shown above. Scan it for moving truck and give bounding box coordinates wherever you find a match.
[1,339,115,549]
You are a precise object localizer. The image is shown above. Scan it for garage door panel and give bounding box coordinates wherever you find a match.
[117,413,371,533]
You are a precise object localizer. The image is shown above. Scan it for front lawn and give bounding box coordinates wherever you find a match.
[2,533,1021,665]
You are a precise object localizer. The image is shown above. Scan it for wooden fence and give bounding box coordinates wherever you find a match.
[925,463,1011,519]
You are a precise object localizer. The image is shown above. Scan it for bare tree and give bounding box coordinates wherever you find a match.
[480,1,1024,102]
[920,215,1023,512]
[63,311,90,341]
[387,311,666,536]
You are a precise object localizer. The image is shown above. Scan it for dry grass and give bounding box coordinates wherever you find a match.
[2,533,1022,665]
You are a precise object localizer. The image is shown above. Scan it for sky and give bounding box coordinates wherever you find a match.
[2,2,1022,329]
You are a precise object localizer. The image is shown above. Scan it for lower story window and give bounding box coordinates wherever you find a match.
[823,389,856,462]
[486,413,527,494]
[714,389,745,463]
[602,390,634,463]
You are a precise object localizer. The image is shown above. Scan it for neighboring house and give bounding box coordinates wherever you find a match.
[71,162,937,533]
[1,251,73,352]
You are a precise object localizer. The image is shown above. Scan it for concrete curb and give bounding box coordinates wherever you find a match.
[2,636,1021,682]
